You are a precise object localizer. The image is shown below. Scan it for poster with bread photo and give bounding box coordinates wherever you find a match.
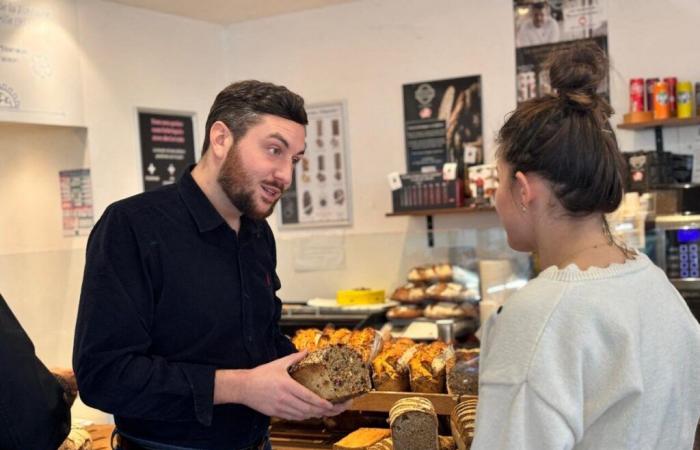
[403,75,483,178]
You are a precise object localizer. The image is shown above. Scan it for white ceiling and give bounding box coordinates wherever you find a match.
[102,0,360,25]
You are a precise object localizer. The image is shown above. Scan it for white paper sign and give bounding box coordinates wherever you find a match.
[387,172,402,191]
[0,0,84,126]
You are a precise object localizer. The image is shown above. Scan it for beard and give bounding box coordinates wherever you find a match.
[217,145,281,220]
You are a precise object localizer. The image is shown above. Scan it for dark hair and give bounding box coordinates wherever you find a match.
[201,80,308,154]
[496,42,625,216]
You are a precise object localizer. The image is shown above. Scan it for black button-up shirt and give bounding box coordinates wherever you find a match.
[73,169,295,449]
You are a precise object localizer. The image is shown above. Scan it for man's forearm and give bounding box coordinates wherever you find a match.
[213,368,250,405]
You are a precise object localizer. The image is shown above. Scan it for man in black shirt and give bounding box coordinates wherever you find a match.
[73,81,348,450]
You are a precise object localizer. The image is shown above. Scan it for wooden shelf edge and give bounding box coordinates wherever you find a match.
[617,116,700,130]
[386,206,496,217]
[349,391,475,415]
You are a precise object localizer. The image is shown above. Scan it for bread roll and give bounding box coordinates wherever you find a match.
[349,328,384,363]
[289,344,371,403]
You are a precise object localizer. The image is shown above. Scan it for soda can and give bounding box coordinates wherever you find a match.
[629,78,645,112]
[664,77,677,117]
[653,80,670,120]
[645,78,659,111]
[677,81,693,119]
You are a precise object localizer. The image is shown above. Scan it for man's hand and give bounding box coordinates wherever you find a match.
[214,352,353,421]
[50,367,78,406]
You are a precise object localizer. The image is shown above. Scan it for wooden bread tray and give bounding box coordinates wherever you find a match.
[349,391,476,415]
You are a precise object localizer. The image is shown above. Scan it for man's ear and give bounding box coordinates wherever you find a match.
[208,121,233,160]
[513,170,534,210]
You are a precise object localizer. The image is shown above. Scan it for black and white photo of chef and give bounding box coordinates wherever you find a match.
[514,0,608,49]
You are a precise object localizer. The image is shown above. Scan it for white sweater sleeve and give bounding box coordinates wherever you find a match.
[471,381,575,450]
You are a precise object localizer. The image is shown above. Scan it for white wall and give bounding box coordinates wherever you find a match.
[223,0,700,299]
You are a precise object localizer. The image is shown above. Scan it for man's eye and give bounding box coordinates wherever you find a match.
[267,147,281,155]
[292,157,301,165]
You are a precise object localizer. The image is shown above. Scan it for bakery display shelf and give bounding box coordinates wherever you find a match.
[617,116,700,152]
[617,116,700,130]
[270,426,344,450]
[386,205,496,247]
[385,205,495,217]
[350,391,475,415]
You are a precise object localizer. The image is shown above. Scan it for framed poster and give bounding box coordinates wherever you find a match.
[513,0,609,104]
[59,168,93,237]
[279,101,352,228]
[403,75,483,176]
[137,110,196,192]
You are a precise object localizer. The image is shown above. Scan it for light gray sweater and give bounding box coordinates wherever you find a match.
[473,253,700,450]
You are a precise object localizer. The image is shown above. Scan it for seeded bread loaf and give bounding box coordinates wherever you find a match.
[289,344,372,403]
[333,428,391,450]
[450,397,478,450]
[389,396,440,450]
[371,338,418,391]
[408,341,454,393]
[446,348,480,396]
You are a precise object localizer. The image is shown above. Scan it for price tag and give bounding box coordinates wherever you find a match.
[387,172,403,191]
[442,162,457,180]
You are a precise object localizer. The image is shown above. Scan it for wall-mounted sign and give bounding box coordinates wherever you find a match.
[403,75,483,176]
[59,168,93,236]
[279,101,352,228]
[513,0,609,104]
[0,0,84,126]
[137,110,196,192]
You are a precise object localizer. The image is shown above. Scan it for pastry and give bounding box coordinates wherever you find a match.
[292,328,322,352]
[390,283,425,304]
[424,302,477,320]
[386,305,423,320]
[435,263,454,282]
[349,327,384,363]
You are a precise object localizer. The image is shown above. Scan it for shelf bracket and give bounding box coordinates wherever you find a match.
[426,215,434,247]
[654,125,664,153]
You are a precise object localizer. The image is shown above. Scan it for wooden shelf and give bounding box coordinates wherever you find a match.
[617,116,700,130]
[349,391,475,415]
[386,206,495,217]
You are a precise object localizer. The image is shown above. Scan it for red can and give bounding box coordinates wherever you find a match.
[645,78,659,111]
[663,77,677,117]
[629,78,645,112]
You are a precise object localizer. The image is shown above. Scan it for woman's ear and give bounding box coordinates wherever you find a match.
[513,171,534,212]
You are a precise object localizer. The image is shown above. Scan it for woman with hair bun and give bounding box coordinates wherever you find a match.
[472,42,700,449]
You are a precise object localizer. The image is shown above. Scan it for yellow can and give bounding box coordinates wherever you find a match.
[677,81,693,118]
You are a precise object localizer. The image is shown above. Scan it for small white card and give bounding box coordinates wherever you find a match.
[464,144,478,164]
[443,162,457,180]
[387,172,402,191]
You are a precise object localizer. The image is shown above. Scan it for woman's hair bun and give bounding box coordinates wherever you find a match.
[547,42,608,95]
